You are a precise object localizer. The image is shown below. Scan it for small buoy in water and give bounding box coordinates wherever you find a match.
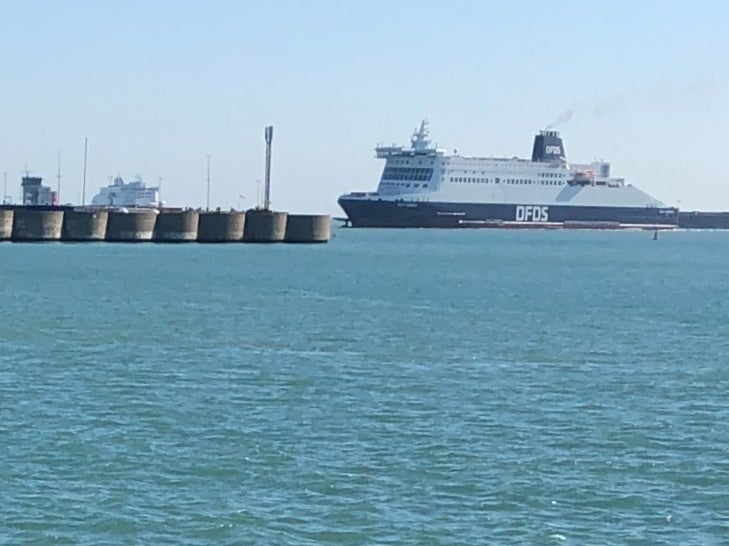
[653,230,658,241]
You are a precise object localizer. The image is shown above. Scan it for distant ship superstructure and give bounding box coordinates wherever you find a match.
[338,121,677,228]
[91,176,159,208]
[22,176,57,206]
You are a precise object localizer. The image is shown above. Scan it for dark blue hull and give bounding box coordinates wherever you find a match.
[338,198,679,229]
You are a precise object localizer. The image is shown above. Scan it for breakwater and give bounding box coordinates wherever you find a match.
[0,206,331,244]
[678,211,729,229]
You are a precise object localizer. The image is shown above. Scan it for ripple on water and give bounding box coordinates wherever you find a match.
[1,232,729,544]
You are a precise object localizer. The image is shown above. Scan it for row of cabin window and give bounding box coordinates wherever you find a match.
[382,167,434,181]
[447,169,566,178]
[449,177,563,186]
[389,159,435,165]
[380,182,429,189]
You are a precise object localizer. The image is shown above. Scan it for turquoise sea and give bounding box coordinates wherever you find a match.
[1,229,729,545]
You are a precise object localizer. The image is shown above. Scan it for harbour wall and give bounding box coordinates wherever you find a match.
[0,209,13,240]
[678,211,729,229]
[106,210,158,241]
[285,214,331,243]
[197,211,246,242]
[11,208,64,241]
[62,210,108,241]
[0,206,331,243]
[153,211,199,242]
[243,210,288,243]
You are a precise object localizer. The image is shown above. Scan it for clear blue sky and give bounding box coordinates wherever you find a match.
[1,0,728,212]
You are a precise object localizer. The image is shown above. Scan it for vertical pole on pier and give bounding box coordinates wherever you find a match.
[82,137,88,206]
[56,150,62,204]
[264,126,273,211]
[2,171,7,204]
[206,154,211,211]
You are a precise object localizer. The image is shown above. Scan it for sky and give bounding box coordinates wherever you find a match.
[1,0,728,213]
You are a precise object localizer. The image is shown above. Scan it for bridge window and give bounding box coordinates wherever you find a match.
[382,167,435,182]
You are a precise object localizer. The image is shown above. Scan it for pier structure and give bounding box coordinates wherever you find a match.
[197,210,246,242]
[0,209,13,240]
[11,208,64,241]
[1,125,332,244]
[0,205,330,244]
[105,210,158,241]
[153,210,199,242]
[62,210,108,241]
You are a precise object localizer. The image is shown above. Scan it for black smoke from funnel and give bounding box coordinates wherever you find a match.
[546,109,575,130]
[545,76,715,129]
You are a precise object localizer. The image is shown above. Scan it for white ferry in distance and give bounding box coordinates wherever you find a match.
[91,175,160,208]
[337,121,678,229]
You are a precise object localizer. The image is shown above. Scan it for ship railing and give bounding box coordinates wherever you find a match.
[343,191,378,198]
[375,145,404,158]
[375,146,441,158]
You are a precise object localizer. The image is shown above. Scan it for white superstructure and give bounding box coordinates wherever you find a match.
[338,121,676,228]
[371,121,664,208]
[91,176,159,208]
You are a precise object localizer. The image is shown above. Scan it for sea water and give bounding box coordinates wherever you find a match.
[1,229,728,545]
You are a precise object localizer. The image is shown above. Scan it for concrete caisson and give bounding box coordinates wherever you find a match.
[153,210,199,242]
[284,214,331,243]
[197,211,245,243]
[0,209,13,240]
[62,210,109,241]
[243,209,287,243]
[106,210,158,242]
[11,208,64,241]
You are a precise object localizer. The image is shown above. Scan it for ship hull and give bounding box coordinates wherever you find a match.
[338,198,678,229]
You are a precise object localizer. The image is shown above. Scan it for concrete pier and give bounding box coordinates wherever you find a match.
[62,210,109,241]
[243,209,287,243]
[0,209,13,240]
[197,211,245,243]
[284,214,331,243]
[153,210,199,242]
[11,208,64,241]
[106,210,158,241]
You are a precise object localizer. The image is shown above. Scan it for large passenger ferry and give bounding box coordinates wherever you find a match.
[91,175,159,208]
[338,121,677,229]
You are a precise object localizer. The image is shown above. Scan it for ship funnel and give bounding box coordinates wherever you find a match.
[531,130,566,163]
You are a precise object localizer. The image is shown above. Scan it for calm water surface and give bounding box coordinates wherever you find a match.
[1,229,729,545]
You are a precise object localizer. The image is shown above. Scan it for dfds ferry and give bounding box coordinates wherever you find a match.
[338,121,677,229]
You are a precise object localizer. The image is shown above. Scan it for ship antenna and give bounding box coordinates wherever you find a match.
[411,119,430,150]
[82,137,88,206]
